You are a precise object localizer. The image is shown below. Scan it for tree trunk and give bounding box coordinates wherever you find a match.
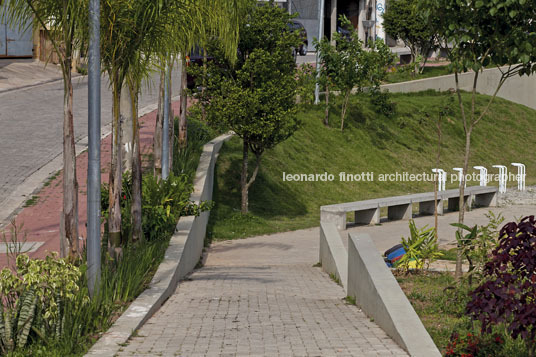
[455,129,472,277]
[434,116,441,239]
[178,58,188,148]
[168,62,174,173]
[120,86,133,173]
[60,65,79,259]
[201,49,207,121]
[324,82,330,126]
[109,73,123,258]
[153,69,165,178]
[341,90,350,131]
[129,80,143,243]
[410,46,418,76]
[241,140,249,214]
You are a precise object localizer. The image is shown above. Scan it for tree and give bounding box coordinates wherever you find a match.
[100,0,175,253]
[2,0,86,259]
[315,17,395,131]
[383,0,438,74]
[197,2,300,214]
[153,0,251,173]
[421,0,536,278]
[103,0,250,248]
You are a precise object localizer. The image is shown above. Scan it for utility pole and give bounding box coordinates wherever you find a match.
[314,0,326,104]
[161,61,170,180]
[87,0,101,297]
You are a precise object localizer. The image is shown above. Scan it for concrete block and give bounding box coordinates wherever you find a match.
[474,191,497,207]
[319,222,348,293]
[447,195,472,212]
[321,209,346,230]
[387,203,412,221]
[354,207,380,225]
[85,134,232,357]
[418,200,443,216]
[347,233,441,357]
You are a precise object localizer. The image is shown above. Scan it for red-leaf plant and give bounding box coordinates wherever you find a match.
[466,215,536,357]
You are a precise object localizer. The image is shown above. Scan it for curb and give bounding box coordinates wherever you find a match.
[85,133,233,357]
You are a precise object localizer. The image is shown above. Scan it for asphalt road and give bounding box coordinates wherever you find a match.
[0,69,181,211]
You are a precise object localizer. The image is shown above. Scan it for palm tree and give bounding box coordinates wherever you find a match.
[154,0,251,170]
[2,0,87,259]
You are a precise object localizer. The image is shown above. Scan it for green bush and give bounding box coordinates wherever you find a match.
[369,87,397,118]
[0,254,83,353]
[397,220,442,272]
[141,174,195,241]
[102,172,212,242]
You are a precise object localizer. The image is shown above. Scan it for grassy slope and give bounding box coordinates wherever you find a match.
[208,90,536,240]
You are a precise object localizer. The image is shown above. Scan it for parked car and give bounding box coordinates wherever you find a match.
[288,20,308,56]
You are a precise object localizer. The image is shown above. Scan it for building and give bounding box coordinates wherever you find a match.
[286,0,395,51]
[0,1,34,58]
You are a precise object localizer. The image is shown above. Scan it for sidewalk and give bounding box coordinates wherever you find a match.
[117,229,408,356]
[0,99,181,267]
[0,59,67,93]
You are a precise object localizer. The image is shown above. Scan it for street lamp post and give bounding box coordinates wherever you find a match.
[87,0,101,297]
[162,61,170,181]
[314,0,326,104]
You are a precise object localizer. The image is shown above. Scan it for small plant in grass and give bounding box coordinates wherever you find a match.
[451,211,504,286]
[369,87,396,118]
[296,63,316,106]
[345,296,356,305]
[329,273,341,286]
[467,216,536,356]
[397,220,442,272]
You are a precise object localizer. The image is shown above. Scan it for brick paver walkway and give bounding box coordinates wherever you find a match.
[117,231,408,356]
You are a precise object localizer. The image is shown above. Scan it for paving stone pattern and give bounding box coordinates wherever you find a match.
[0,67,181,208]
[117,232,408,357]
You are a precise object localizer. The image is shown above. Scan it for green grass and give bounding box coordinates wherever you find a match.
[397,272,528,355]
[208,90,536,240]
[23,195,39,208]
[438,248,458,261]
[385,65,452,84]
[397,272,469,351]
[43,170,61,188]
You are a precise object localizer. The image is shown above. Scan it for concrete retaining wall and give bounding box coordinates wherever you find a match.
[319,221,348,293]
[347,233,441,357]
[86,133,232,357]
[382,66,536,110]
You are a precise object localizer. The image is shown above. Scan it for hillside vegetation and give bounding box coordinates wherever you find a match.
[207,90,536,240]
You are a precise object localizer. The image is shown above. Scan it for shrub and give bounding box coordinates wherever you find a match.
[369,87,396,118]
[451,211,504,285]
[141,173,207,241]
[296,63,316,105]
[102,172,212,242]
[397,220,442,272]
[466,216,536,356]
[0,254,84,353]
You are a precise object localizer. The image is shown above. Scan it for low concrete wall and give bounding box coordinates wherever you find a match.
[319,221,348,293]
[382,66,536,110]
[86,133,232,357]
[347,233,441,357]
